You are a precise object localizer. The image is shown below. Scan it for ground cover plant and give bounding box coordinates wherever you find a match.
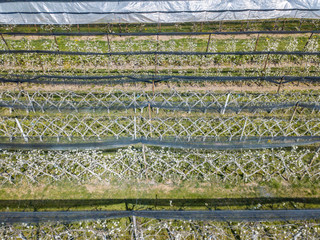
[1,218,320,239]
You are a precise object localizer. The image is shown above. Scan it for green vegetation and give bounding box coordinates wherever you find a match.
[0,146,319,210]
[1,19,320,33]
[1,29,320,77]
[0,21,319,213]
[1,176,320,211]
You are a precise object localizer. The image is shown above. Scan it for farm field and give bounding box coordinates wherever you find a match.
[1,20,320,198]
[0,20,320,238]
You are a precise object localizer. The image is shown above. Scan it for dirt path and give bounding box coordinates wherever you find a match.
[1,82,319,93]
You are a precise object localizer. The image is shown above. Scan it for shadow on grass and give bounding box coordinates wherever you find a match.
[1,197,320,211]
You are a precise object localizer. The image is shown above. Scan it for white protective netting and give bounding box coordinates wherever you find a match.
[0,0,320,25]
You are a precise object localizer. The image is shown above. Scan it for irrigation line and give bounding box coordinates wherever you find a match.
[1,101,319,113]
[0,136,319,150]
[1,75,319,85]
[1,209,320,224]
[2,30,320,37]
[1,50,319,56]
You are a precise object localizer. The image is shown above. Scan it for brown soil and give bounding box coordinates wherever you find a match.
[1,81,319,93]
[1,60,316,72]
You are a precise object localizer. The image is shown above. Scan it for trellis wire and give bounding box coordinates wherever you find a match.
[3,101,319,113]
[1,197,320,210]
[2,75,319,85]
[0,217,319,239]
[1,115,319,138]
[2,210,320,224]
[1,90,319,113]
[0,114,320,150]
[1,50,320,56]
[2,30,320,37]
[1,114,320,150]
[1,7,320,14]
[1,146,319,184]
[1,136,320,150]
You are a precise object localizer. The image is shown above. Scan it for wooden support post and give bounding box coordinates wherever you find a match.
[132,216,138,240]
[1,33,10,50]
[15,118,28,142]
[277,77,284,94]
[155,31,160,72]
[77,24,80,33]
[303,32,314,50]
[289,102,299,123]
[106,33,111,52]
[286,102,299,135]
[142,144,149,180]
[26,91,35,113]
[308,147,320,167]
[156,32,160,47]
[221,93,230,114]
[281,19,286,31]
[299,19,302,31]
[206,34,212,53]
[124,201,135,240]
[148,103,152,120]
[148,103,152,138]
[119,23,122,33]
[133,92,137,114]
[240,117,248,141]
[246,20,250,31]
[134,116,137,140]
[262,53,270,75]
[2,33,19,66]
[37,54,44,72]
[106,31,112,70]
[154,34,159,76]
[254,34,260,51]
[53,36,60,51]
[273,18,278,31]
[153,32,159,97]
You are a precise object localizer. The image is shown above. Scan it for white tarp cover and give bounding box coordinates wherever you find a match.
[0,0,320,25]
